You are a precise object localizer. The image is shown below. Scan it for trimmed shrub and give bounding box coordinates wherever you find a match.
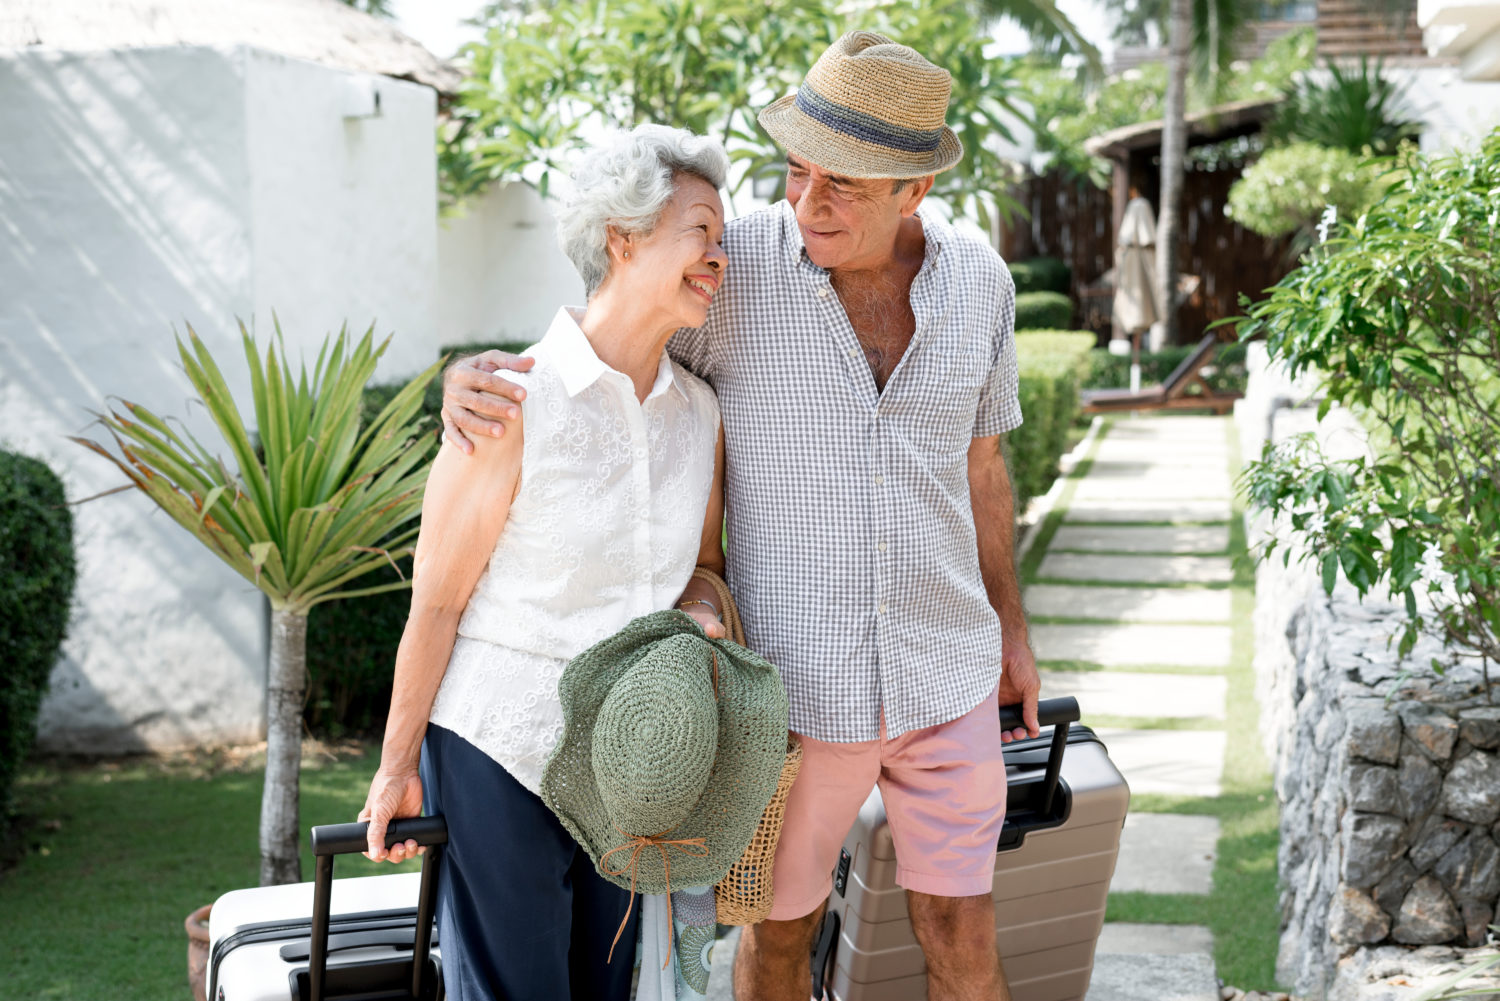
[1007,331,1096,513]
[1014,291,1073,331]
[1,450,76,813]
[306,338,530,737]
[1085,342,1249,396]
[1008,257,1072,295]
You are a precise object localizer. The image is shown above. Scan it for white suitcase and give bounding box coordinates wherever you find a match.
[207,816,446,1001]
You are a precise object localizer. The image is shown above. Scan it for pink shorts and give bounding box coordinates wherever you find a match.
[767,688,1008,921]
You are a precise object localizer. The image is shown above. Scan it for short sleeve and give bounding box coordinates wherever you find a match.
[973,264,1023,437]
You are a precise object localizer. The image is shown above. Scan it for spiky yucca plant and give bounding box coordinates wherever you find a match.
[74,323,441,885]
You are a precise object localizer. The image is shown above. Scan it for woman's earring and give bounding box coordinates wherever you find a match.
[623,251,631,260]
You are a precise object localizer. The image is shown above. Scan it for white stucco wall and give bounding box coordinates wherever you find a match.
[244,49,439,377]
[436,180,584,349]
[0,43,444,752]
[1391,65,1500,152]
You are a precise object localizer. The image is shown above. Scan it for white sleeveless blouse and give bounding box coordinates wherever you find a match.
[428,307,721,795]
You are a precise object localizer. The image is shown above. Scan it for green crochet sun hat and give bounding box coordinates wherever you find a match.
[541,609,790,895]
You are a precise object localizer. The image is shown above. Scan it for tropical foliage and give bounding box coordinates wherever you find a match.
[1238,134,1500,693]
[439,0,1032,229]
[1264,56,1421,156]
[1225,142,1384,239]
[1019,27,1314,184]
[74,326,443,883]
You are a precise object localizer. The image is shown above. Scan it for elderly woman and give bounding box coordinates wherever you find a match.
[358,124,731,1001]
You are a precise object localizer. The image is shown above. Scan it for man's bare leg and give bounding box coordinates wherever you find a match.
[908,891,1010,1001]
[732,905,826,1001]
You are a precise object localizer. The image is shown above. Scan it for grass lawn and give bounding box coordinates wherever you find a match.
[0,743,416,1001]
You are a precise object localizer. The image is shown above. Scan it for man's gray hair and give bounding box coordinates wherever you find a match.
[556,124,729,298]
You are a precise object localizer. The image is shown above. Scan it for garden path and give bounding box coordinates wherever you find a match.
[1032,415,1236,1001]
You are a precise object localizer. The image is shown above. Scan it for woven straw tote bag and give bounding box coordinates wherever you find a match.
[691,567,803,925]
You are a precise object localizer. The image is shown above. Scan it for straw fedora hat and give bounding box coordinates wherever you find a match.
[540,609,790,897]
[758,30,964,180]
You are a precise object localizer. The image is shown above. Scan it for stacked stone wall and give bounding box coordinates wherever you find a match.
[1237,349,1499,998]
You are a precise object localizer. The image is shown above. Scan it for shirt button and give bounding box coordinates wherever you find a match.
[874,474,885,486]
[878,602,888,615]
[848,348,858,358]
[877,541,888,553]
[818,287,830,299]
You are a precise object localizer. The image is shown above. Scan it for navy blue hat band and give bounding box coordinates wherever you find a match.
[793,83,945,155]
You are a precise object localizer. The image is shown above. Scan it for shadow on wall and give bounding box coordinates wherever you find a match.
[0,47,270,753]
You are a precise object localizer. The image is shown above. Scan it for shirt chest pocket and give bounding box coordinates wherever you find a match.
[892,345,987,456]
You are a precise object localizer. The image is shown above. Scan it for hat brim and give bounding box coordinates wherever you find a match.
[758,94,963,180]
[541,610,790,894]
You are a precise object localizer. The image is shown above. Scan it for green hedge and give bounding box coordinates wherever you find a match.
[1084,342,1249,396]
[1,451,77,813]
[1009,257,1072,295]
[1015,291,1074,331]
[306,339,530,737]
[1007,331,1096,514]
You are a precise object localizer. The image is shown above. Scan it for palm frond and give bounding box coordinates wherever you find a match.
[77,323,439,615]
[971,0,1104,72]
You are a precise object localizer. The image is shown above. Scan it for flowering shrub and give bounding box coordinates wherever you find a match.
[1238,133,1500,691]
[1225,142,1383,240]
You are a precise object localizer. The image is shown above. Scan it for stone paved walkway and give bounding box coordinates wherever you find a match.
[1034,415,1233,1001]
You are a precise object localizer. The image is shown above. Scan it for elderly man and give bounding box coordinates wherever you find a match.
[440,31,1041,1001]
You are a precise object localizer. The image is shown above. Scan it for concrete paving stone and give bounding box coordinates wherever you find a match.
[1095,923,1215,955]
[1092,954,1218,1001]
[1108,416,1228,434]
[1024,584,1232,623]
[1110,814,1220,894]
[1037,670,1227,720]
[1093,728,1226,797]
[1085,952,1221,1001]
[1084,458,1230,479]
[1050,524,1231,554]
[1036,553,1234,586]
[1063,498,1233,524]
[1071,478,1232,501]
[1032,622,1232,667]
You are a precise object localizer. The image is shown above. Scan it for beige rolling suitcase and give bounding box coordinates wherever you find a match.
[811,696,1130,1001]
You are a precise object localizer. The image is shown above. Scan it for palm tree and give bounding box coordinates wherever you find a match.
[1157,0,1192,346]
[1108,0,1252,343]
[74,325,441,884]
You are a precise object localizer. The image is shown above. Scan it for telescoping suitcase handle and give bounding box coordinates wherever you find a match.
[305,816,449,1001]
[1000,696,1080,831]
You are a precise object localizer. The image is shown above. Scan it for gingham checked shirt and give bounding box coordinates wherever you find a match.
[669,200,1022,742]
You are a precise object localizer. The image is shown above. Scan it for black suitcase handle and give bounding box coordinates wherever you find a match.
[999,696,1080,844]
[306,816,447,1001]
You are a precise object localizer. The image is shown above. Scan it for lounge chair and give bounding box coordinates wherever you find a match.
[1080,331,1240,415]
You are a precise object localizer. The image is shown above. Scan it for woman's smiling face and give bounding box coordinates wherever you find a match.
[615,173,727,330]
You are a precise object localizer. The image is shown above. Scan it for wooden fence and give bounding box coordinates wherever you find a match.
[1000,165,1296,346]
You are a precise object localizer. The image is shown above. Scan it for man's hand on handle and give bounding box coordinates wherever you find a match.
[997,634,1041,743]
[359,766,426,863]
[440,350,536,453]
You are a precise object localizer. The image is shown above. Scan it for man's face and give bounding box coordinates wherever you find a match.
[784,155,915,273]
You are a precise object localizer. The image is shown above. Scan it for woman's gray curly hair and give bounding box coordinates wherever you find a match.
[556,124,729,299]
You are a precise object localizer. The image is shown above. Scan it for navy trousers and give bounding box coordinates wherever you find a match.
[420,723,639,1001]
